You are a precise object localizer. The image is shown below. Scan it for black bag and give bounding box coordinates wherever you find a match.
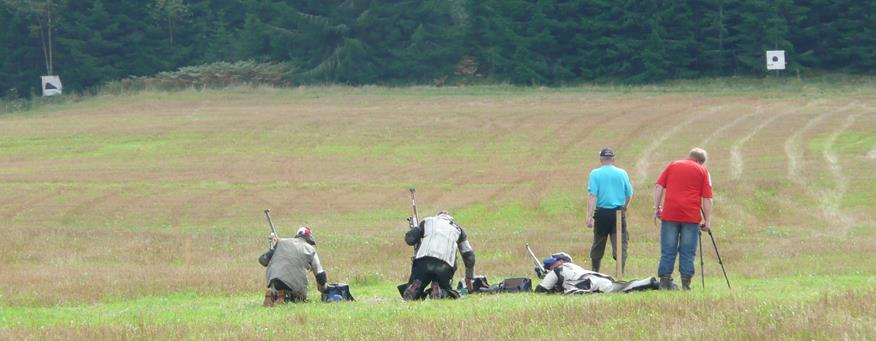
[321,283,355,302]
[499,277,532,292]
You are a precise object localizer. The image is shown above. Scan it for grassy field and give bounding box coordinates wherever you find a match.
[1,84,875,339]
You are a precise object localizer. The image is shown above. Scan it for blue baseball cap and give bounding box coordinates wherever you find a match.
[543,257,559,269]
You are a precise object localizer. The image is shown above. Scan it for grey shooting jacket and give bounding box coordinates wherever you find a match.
[264,237,324,299]
[413,215,473,267]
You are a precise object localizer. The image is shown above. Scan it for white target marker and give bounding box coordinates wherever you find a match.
[41,75,63,96]
[766,50,786,70]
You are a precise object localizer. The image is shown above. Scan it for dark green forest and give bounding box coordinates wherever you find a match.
[2,0,875,96]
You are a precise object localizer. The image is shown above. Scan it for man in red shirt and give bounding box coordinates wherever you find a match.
[653,148,713,290]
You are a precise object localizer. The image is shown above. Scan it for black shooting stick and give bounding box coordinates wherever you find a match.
[700,207,730,290]
[699,230,705,289]
[708,230,731,289]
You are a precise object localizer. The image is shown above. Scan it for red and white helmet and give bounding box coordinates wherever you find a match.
[296,226,312,238]
[296,226,316,245]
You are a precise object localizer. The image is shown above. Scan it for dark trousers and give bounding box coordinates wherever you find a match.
[269,279,305,303]
[404,257,456,300]
[590,208,628,273]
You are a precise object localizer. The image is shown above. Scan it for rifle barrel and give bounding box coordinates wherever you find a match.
[526,243,545,272]
[409,188,419,224]
[264,209,278,236]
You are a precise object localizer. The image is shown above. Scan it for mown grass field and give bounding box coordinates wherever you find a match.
[1,82,875,339]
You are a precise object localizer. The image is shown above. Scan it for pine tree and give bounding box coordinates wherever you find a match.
[696,0,732,75]
[363,0,464,83]
[0,4,45,95]
[651,0,700,78]
[726,0,797,74]
[54,0,117,88]
[235,13,270,60]
[833,0,876,72]
[577,0,619,80]
[203,11,236,63]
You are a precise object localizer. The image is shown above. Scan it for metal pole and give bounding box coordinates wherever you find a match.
[699,230,705,289]
[707,230,731,289]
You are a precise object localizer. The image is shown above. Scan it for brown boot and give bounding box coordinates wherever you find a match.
[275,289,287,305]
[682,277,691,291]
[263,289,274,307]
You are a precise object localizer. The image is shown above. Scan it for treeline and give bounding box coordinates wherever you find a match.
[2,0,875,96]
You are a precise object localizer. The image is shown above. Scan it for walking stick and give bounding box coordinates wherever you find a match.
[615,209,623,279]
[707,230,731,289]
[699,230,705,289]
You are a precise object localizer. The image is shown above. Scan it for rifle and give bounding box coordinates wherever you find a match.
[409,188,419,227]
[407,188,420,256]
[264,209,278,250]
[526,243,547,279]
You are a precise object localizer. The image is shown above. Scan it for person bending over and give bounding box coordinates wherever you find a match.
[402,211,476,300]
[259,226,327,305]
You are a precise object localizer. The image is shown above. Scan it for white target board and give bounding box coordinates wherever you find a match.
[41,75,63,96]
[766,50,786,70]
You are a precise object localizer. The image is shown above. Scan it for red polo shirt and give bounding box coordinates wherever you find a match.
[656,159,713,224]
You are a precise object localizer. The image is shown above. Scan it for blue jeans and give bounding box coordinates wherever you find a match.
[658,220,700,279]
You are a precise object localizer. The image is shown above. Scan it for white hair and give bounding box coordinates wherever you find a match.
[689,148,708,164]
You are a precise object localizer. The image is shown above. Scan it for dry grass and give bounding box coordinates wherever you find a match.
[1,86,875,338]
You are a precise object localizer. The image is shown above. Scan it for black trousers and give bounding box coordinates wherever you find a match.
[269,279,305,303]
[404,257,456,300]
[590,207,628,273]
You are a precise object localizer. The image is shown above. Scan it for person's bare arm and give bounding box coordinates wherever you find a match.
[624,193,633,210]
[701,198,713,231]
[653,185,665,219]
[586,193,597,228]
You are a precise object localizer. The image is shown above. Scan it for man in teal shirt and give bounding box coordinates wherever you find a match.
[586,148,633,273]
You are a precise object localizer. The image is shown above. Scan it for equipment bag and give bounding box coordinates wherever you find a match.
[499,277,532,292]
[321,283,355,302]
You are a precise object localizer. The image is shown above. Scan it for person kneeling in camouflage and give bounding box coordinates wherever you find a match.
[535,252,658,294]
[402,211,476,300]
[259,226,327,306]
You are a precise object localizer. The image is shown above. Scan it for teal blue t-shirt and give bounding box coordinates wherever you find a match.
[587,165,633,208]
